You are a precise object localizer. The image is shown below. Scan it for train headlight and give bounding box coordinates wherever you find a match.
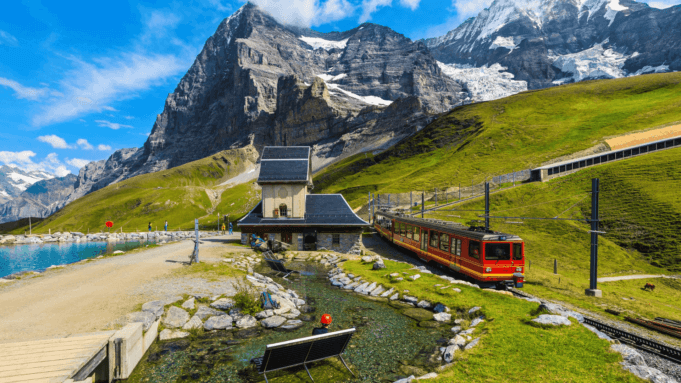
[485,267,491,273]
[516,267,522,272]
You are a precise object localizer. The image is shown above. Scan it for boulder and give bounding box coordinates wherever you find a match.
[194,306,225,321]
[261,315,287,328]
[163,306,190,329]
[464,337,480,350]
[236,315,257,329]
[255,310,274,319]
[211,298,235,310]
[373,261,386,270]
[403,295,418,304]
[393,375,415,383]
[389,293,400,301]
[415,372,438,380]
[622,365,674,382]
[370,285,386,296]
[182,315,203,330]
[159,329,189,340]
[274,306,291,315]
[204,315,233,331]
[470,317,485,327]
[142,300,165,318]
[611,344,647,366]
[432,303,447,313]
[125,311,157,332]
[279,319,304,330]
[354,282,370,293]
[181,298,195,310]
[361,282,377,295]
[433,313,451,322]
[417,300,432,309]
[380,287,395,297]
[409,274,421,281]
[450,326,462,333]
[449,335,466,348]
[532,314,571,326]
[443,345,458,363]
[113,250,125,254]
[361,256,374,263]
[468,306,481,315]
[402,308,434,322]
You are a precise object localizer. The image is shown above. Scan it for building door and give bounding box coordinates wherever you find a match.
[282,232,292,244]
[303,229,317,251]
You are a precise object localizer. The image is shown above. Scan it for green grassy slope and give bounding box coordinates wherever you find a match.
[9,147,261,234]
[314,72,681,207]
[424,147,681,321]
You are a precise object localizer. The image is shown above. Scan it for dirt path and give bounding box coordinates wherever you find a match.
[0,235,243,344]
[597,274,674,283]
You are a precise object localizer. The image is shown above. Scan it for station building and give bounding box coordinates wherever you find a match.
[238,146,368,253]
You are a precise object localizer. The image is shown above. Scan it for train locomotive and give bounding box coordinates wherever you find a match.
[373,211,525,289]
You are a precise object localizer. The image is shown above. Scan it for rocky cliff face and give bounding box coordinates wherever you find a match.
[0,165,55,205]
[0,174,77,223]
[424,0,681,91]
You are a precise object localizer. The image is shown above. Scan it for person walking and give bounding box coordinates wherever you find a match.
[148,222,152,232]
[228,222,233,235]
[164,220,168,232]
[221,223,226,234]
[312,314,332,335]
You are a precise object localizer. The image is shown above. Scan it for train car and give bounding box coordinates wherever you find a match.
[374,211,525,288]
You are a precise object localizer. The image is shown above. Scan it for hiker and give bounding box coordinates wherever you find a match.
[164,220,168,232]
[221,223,226,234]
[228,222,233,235]
[312,314,332,335]
[148,222,152,232]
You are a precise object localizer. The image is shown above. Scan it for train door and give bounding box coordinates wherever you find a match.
[421,228,428,253]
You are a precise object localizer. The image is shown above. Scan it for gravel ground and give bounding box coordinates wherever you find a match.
[638,348,681,381]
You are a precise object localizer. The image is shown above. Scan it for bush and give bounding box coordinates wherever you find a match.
[233,278,261,315]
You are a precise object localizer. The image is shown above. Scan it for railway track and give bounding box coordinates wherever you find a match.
[510,288,681,365]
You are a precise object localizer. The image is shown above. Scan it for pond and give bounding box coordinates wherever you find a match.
[0,240,158,279]
[127,262,452,382]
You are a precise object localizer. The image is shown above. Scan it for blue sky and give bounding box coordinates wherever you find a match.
[1,0,679,176]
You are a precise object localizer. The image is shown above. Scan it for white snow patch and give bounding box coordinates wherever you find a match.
[7,172,46,186]
[550,42,628,83]
[489,36,521,52]
[314,75,393,106]
[0,190,9,198]
[604,0,627,25]
[437,61,528,102]
[331,73,347,81]
[299,36,348,51]
[632,64,670,76]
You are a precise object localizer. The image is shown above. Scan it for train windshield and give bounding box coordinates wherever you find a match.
[513,243,523,260]
[484,243,511,261]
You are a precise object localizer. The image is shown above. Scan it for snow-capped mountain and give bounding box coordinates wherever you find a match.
[424,0,680,94]
[0,165,55,204]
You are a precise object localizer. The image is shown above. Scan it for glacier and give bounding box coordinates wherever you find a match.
[299,36,349,51]
[437,62,528,102]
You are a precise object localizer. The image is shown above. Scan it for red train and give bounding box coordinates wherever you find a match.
[373,211,525,288]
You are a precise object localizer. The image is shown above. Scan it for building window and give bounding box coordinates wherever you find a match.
[332,234,340,245]
[279,204,288,217]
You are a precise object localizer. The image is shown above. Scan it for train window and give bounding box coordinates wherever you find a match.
[485,243,511,261]
[397,222,402,235]
[406,225,412,239]
[430,231,439,248]
[413,226,420,241]
[469,241,480,259]
[513,243,523,260]
[440,233,450,252]
[401,223,406,236]
[455,239,462,256]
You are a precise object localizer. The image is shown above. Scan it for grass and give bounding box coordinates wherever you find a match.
[314,72,681,208]
[422,146,681,322]
[342,259,642,383]
[170,260,246,281]
[5,147,261,235]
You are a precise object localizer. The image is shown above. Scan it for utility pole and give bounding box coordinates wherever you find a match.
[586,178,602,297]
[421,193,424,218]
[459,183,461,200]
[29,217,31,235]
[410,191,413,210]
[484,182,490,231]
[434,188,438,206]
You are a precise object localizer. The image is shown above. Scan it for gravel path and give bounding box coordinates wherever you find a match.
[598,274,672,283]
[0,234,243,344]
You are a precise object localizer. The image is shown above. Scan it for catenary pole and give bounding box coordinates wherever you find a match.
[484,182,490,231]
[587,178,601,297]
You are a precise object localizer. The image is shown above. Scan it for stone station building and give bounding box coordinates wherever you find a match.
[238,146,368,253]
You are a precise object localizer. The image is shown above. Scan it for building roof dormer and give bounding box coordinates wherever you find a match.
[257,146,313,187]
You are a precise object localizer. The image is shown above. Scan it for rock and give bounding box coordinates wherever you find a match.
[274,306,291,315]
[194,306,225,321]
[279,319,305,330]
[390,273,400,277]
[204,315,233,331]
[464,337,480,350]
[300,314,316,322]
[611,344,647,366]
[211,298,235,310]
[393,375,415,383]
[300,305,316,313]
[373,261,386,270]
[432,303,447,313]
[409,274,421,281]
[343,282,360,290]
[403,295,418,304]
[163,306,190,329]
[354,282,370,293]
[415,372,438,380]
[380,287,395,297]
[261,315,287,328]
[361,256,374,263]
[142,300,165,318]
[417,300,432,309]
[450,326,462,333]
[532,314,571,326]
[159,329,189,341]
[235,328,262,339]
[433,313,452,322]
[470,317,484,327]
[468,306,481,315]
[449,335,467,348]
[622,365,675,383]
[402,308,435,321]
[181,298,195,310]
[451,288,462,293]
[361,282,377,295]
[255,310,274,319]
[164,296,184,305]
[418,321,440,328]
[113,250,125,254]
[182,315,203,330]
[236,315,257,329]
[460,328,475,335]
[125,311,157,332]
[538,303,584,322]
[443,345,458,363]
[582,324,612,340]
[389,293,400,301]
[370,285,386,296]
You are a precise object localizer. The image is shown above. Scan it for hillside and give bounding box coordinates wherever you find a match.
[9,147,261,235]
[314,72,681,207]
[422,146,681,321]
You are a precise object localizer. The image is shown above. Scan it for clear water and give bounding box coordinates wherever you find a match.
[0,240,156,279]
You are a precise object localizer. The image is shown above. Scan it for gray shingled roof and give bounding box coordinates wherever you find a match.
[261,146,310,160]
[257,159,309,183]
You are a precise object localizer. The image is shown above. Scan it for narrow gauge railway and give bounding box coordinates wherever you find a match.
[373,211,525,289]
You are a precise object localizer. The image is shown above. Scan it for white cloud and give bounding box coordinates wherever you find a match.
[208,0,232,12]
[124,115,135,120]
[77,138,94,150]
[66,158,91,169]
[31,53,187,126]
[453,0,492,20]
[249,0,356,27]
[0,151,37,166]
[646,1,681,8]
[37,134,72,149]
[359,0,392,22]
[0,30,19,47]
[0,78,49,101]
[399,0,420,10]
[0,151,71,176]
[95,120,134,130]
[97,144,112,151]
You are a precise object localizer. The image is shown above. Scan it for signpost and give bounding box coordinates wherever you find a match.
[192,218,200,264]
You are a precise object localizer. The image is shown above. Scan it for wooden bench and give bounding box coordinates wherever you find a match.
[263,257,299,278]
[252,328,356,382]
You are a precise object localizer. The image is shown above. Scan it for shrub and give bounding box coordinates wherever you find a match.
[233,278,261,315]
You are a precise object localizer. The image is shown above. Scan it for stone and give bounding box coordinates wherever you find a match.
[468,306,481,315]
[261,315,287,328]
[450,326,462,333]
[279,320,305,330]
[361,282,377,294]
[417,300,432,309]
[373,261,386,270]
[255,310,274,319]
[402,308,435,322]
[433,313,452,322]
[211,298,235,310]
[622,365,674,382]
[460,328,475,335]
[394,277,404,281]
[452,288,462,293]
[409,274,421,281]
[181,298,195,310]
[538,303,584,323]
[415,372,438,380]
[532,314,571,326]
[125,311,157,332]
[611,344,647,366]
[300,305,316,313]
[195,306,225,321]
[464,337,480,350]
[370,285,386,296]
[300,314,316,322]
[159,329,189,340]
[443,345,458,363]
[393,375,415,383]
[449,335,467,347]
[274,306,291,315]
[361,256,373,263]
[142,300,165,318]
[380,287,395,297]
[389,293,400,301]
[432,303,447,313]
[113,250,125,254]
[354,282,370,293]
[403,295,418,304]
[470,317,485,327]
[390,273,400,277]
[582,324,612,340]
[163,306,190,329]
[164,296,185,305]
[182,315,203,330]
[204,315,233,331]
[236,315,257,329]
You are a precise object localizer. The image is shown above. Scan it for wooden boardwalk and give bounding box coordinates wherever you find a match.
[0,331,115,383]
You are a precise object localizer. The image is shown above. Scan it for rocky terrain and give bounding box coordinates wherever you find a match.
[0,174,77,223]
[0,165,55,205]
